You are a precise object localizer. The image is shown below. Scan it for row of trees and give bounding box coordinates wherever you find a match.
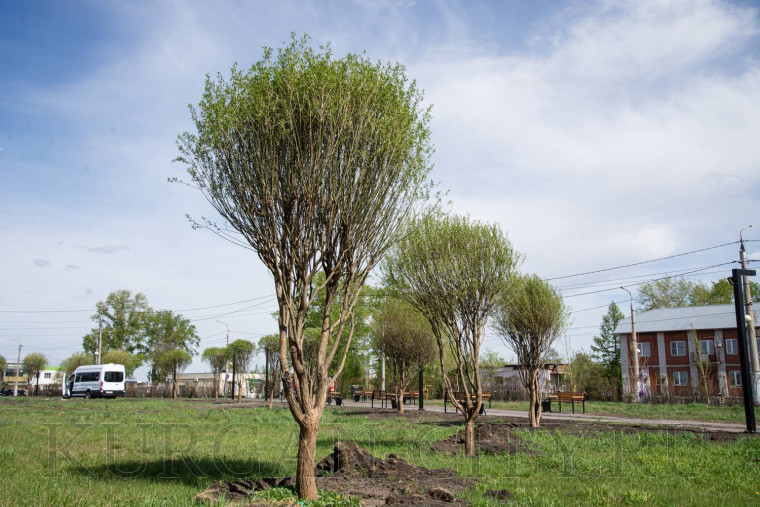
[177,36,568,499]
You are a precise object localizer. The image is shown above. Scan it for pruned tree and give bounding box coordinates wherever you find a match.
[202,346,229,402]
[177,36,432,499]
[83,290,152,356]
[101,349,143,379]
[374,298,436,413]
[22,353,48,396]
[258,334,282,409]
[384,213,519,455]
[493,275,569,428]
[156,349,192,399]
[228,339,255,404]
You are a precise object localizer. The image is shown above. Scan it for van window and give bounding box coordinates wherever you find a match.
[78,372,99,382]
[104,371,124,382]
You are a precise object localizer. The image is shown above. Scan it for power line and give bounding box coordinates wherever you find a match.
[546,241,738,281]
[562,261,737,298]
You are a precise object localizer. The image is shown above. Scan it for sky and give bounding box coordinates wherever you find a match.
[1,0,759,380]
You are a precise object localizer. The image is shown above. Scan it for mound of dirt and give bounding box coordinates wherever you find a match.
[196,441,473,506]
[432,422,537,456]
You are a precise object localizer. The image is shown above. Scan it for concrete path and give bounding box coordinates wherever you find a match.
[330,399,749,433]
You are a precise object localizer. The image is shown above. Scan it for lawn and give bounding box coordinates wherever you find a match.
[0,397,758,506]
[423,398,760,423]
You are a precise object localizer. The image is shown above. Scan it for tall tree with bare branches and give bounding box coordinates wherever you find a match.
[176,36,432,499]
[384,213,519,455]
[375,298,436,414]
[493,275,569,428]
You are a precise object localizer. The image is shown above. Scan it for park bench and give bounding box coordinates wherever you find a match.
[371,389,389,409]
[547,392,586,414]
[444,391,492,415]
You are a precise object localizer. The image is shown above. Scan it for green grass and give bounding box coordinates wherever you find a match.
[424,398,760,423]
[0,397,758,506]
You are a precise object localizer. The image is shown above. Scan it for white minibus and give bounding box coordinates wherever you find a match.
[67,363,126,399]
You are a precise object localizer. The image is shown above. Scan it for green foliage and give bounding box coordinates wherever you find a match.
[590,301,624,386]
[22,353,47,395]
[384,213,520,410]
[59,352,93,378]
[155,349,192,380]
[0,355,6,378]
[375,298,436,396]
[201,347,229,374]
[227,339,255,374]
[479,349,506,392]
[82,290,152,355]
[637,277,760,311]
[144,310,199,382]
[101,349,143,379]
[566,351,613,398]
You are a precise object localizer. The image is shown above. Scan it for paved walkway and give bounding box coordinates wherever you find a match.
[330,399,749,433]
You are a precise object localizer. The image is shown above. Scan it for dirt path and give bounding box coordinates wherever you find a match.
[333,399,748,433]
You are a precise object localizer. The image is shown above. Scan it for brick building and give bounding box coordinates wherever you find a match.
[615,303,759,399]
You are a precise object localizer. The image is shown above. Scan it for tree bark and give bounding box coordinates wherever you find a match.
[528,376,540,428]
[213,372,219,403]
[397,388,405,414]
[238,380,243,404]
[35,372,40,396]
[173,366,178,400]
[464,417,476,456]
[296,422,320,500]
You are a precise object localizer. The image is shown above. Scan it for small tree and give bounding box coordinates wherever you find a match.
[60,352,93,379]
[375,298,436,413]
[101,349,143,379]
[494,275,569,428]
[156,350,192,399]
[258,335,282,409]
[384,213,519,454]
[177,36,432,499]
[22,353,48,396]
[0,355,6,389]
[202,347,229,402]
[689,328,714,402]
[228,340,255,404]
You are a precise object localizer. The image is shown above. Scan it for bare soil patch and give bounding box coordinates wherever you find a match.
[196,441,474,506]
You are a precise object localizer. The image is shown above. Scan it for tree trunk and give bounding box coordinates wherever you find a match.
[35,372,40,396]
[296,422,320,500]
[528,377,540,428]
[213,372,219,403]
[173,366,178,400]
[464,417,475,456]
[238,380,243,404]
[397,388,405,414]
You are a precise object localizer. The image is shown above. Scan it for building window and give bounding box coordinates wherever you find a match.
[726,339,738,355]
[700,340,714,356]
[638,342,651,358]
[673,371,689,386]
[43,372,52,379]
[730,371,741,387]
[670,341,686,357]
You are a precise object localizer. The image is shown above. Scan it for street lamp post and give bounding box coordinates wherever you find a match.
[621,287,639,403]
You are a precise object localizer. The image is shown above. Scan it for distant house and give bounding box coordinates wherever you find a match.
[615,303,760,399]
[495,363,565,393]
[29,366,62,388]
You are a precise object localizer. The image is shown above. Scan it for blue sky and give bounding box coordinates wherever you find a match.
[1,0,759,377]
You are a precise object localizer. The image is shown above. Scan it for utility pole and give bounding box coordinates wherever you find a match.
[217,320,230,397]
[621,287,639,402]
[740,225,760,405]
[95,316,103,365]
[13,342,21,397]
[418,368,424,411]
[381,326,386,392]
[729,267,757,433]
